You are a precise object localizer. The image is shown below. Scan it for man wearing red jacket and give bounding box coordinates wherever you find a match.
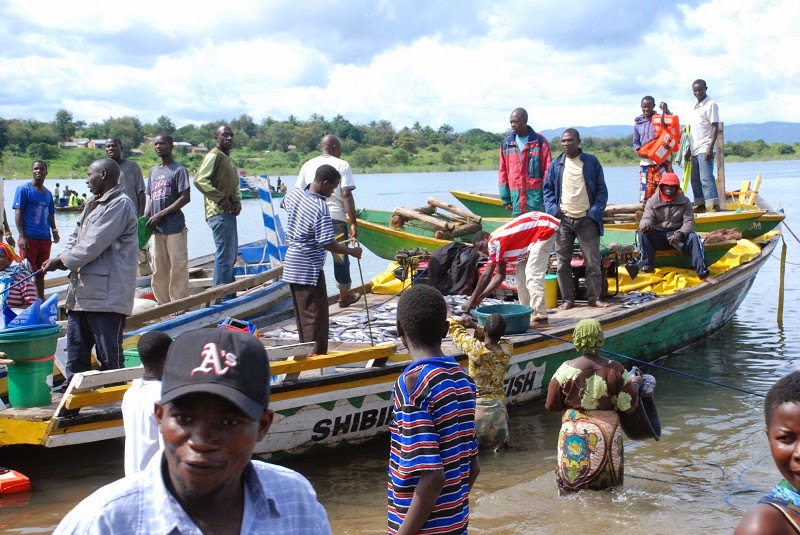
[499,108,552,216]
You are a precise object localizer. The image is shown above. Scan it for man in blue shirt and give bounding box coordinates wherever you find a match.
[54,328,331,534]
[13,160,59,299]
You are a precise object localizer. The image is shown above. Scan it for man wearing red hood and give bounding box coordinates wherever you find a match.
[637,173,714,282]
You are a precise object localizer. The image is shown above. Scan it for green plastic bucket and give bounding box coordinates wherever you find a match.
[7,356,54,408]
[123,348,141,368]
[0,325,62,361]
[474,303,534,334]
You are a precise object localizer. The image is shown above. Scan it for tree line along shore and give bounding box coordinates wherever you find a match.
[1,110,798,179]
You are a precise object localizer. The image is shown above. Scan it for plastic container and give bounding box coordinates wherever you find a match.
[7,355,54,408]
[0,469,31,495]
[474,304,534,335]
[545,274,558,309]
[0,325,62,361]
[123,348,141,368]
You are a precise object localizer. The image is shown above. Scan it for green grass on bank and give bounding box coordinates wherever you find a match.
[1,143,798,180]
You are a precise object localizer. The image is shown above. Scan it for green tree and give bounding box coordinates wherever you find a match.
[155,115,176,135]
[28,142,60,160]
[328,115,362,143]
[103,116,144,151]
[54,109,75,140]
[0,117,8,151]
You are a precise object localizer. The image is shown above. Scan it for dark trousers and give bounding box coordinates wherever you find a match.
[290,271,329,355]
[636,229,709,278]
[555,215,602,303]
[66,310,126,382]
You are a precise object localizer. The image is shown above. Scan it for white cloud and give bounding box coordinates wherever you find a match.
[0,0,797,133]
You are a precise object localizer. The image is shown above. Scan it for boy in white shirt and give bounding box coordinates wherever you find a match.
[121,330,172,476]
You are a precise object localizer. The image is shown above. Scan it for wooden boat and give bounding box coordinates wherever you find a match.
[0,232,779,456]
[55,205,83,213]
[450,189,772,236]
[357,208,739,270]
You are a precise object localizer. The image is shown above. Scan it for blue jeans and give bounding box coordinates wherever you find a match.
[636,229,709,278]
[690,155,718,206]
[66,310,126,382]
[208,213,238,287]
[331,219,352,291]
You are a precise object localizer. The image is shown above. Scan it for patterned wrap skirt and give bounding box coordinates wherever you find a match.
[475,397,509,452]
[556,408,623,494]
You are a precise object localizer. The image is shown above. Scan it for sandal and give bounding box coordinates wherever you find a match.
[338,291,362,308]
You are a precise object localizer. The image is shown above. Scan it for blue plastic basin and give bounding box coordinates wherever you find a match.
[474,304,533,335]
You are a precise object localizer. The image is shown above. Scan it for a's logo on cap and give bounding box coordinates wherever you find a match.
[191,343,238,377]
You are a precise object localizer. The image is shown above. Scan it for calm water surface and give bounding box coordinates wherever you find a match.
[1,160,799,533]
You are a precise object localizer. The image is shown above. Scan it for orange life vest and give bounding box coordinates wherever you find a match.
[637,114,681,165]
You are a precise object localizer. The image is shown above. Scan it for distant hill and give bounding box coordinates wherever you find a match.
[539,122,800,144]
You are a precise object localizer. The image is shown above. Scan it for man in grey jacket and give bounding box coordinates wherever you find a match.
[44,158,138,384]
[637,172,715,283]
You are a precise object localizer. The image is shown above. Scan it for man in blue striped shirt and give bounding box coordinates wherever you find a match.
[283,164,362,355]
[389,285,480,534]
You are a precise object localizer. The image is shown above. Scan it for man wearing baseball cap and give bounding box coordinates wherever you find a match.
[637,172,716,283]
[55,328,332,534]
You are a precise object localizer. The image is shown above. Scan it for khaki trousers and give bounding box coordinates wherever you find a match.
[516,232,556,319]
[152,228,189,304]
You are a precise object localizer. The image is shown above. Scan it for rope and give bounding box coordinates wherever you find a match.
[535,331,765,398]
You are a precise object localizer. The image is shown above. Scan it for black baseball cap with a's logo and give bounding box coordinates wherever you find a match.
[160,328,270,420]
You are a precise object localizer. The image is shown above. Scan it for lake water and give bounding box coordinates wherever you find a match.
[1,160,800,533]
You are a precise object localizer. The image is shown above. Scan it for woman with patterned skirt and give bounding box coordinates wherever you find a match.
[545,319,642,494]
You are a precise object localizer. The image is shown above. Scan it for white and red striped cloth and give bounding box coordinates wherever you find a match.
[485,211,560,265]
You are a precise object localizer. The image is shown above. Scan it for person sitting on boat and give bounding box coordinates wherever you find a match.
[633,97,673,205]
[283,163,362,356]
[389,285,479,534]
[58,188,69,207]
[499,107,552,216]
[545,319,643,495]
[68,191,80,207]
[736,371,800,534]
[464,211,559,326]
[121,330,172,477]
[79,193,87,206]
[637,172,716,283]
[0,242,36,308]
[43,158,138,389]
[54,329,332,534]
[427,231,489,295]
[448,313,512,452]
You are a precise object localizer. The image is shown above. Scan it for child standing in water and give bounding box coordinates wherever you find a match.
[736,371,800,533]
[449,312,513,452]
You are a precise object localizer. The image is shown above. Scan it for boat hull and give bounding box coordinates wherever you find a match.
[256,235,775,459]
[450,190,509,218]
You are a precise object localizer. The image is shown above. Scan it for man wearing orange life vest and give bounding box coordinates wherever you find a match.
[633,96,673,205]
[499,108,552,216]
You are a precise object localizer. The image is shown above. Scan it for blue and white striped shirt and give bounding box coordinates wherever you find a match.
[54,455,331,534]
[283,187,336,286]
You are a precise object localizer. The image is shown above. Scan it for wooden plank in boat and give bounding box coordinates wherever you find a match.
[65,385,128,409]
[271,344,396,376]
[51,407,123,429]
[263,342,316,361]
[70,367,143,391]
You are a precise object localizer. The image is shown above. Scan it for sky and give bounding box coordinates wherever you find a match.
[0,0,797,134]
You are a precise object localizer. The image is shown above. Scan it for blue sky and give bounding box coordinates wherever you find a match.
[0,0,797,133]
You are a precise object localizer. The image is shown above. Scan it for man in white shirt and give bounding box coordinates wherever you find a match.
[685,79,721,213]
[295,135,360,307]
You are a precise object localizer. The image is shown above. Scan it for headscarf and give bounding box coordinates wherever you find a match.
[573,318,604,355]
[0,243,20,263]
[658,172,681,202]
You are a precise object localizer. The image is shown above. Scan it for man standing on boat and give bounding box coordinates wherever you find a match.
[543,128,610,309]
[499,107,552,217]
[685,79,721,213]
[43,158,137,387]
[105,138,149,275]
[295,135,360,307]
[633,96,673,205]
[145,134,191,304]
[637,173,715,283]
[54,329,332,534]
[193,125,242,291]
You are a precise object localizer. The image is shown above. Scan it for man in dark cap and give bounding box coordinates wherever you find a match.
[55,328,331,534]
[637,172,715,283]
